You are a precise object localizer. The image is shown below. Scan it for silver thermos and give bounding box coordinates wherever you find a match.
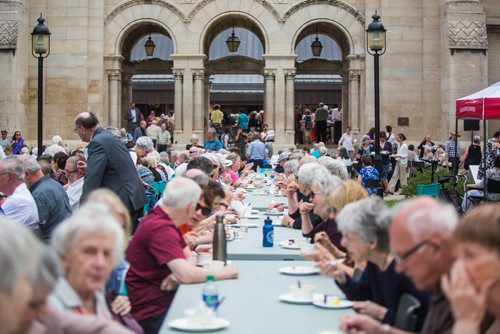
[212,213,227,263]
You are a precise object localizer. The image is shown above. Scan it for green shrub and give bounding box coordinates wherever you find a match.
[401,167,471,198]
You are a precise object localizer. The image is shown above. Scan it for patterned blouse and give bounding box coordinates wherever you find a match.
[359,166,381,195]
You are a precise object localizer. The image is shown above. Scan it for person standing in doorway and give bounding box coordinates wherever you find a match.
[314,102,328,143]
[125,102,140,134]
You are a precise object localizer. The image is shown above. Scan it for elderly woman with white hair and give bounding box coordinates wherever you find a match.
[298,164,343,247]
[130,136,154,166]
[186,133,202,150]
[49,204,125,319]
[0,217,42,334]
[316,197,429,329]
[319,156,349,180]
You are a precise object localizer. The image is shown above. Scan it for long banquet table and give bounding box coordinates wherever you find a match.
[160,261,352,333]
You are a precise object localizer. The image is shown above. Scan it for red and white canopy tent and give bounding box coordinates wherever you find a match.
[456,81,500,181]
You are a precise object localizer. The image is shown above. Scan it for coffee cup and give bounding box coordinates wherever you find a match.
[289,284,315,300]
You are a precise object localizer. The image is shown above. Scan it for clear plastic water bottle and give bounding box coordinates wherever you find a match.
[256,165,261,174]
[263,216,274,247]
[202,275,218,310]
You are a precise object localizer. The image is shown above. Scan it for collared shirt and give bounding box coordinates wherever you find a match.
[48,278,111,319]
[30,174,72,241]
[129,108,138,123]
[247,140,266,160]
[211,109,224,124]
[444,139,460,158]
[204,138,223,151]
[420,287,454,334]
[1,183,39,229]
[332,108,342,121]
[157,130,171,145]
[65,177,84,211]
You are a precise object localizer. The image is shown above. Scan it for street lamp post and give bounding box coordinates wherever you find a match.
[31,14,50,158]
[366,11,386,196]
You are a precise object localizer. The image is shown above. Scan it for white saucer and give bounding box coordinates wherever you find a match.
[251,210,261,214]
[312,297,353,309]
[168,317,230,332]
[279,266,320,276]
[265,210,284,216]
[241,214,260,220]
[278,241,301,250]
[278,293,315,304]
[234,223,259,228]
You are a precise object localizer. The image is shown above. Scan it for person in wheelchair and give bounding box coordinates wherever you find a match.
[461,155,500,212]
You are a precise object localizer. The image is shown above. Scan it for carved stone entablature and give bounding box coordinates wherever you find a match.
[348,70,361,81]
[296,59,344,74]
[173,69,184,79]
[206,56,264,74]
[263,69,276,80]
[0,21,19,50]
[193,69,205,80]
[107,69,122,80]
[448,20,488,51]
[285,70,296,79]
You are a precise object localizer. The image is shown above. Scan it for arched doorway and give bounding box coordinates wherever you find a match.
[294,22,350,145]
[203,15,266,134]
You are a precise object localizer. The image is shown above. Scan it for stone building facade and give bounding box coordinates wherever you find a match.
[0,0,499,147]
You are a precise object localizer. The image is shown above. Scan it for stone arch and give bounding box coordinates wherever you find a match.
[283,0,365,27]
[283,3,365,56]
[187,0,281,23]
[104,3,182,56]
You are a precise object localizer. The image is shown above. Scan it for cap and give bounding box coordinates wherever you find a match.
[450,132,461,137]
[278,151,290,162]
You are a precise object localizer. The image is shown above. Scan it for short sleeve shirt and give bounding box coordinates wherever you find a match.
[125,205,187,320]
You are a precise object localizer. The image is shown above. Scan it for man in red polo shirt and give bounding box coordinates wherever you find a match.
[125,177,238,334]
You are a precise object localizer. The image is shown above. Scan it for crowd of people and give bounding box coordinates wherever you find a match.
[0,105,499,334]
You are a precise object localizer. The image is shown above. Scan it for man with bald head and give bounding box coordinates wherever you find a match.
[340,197,458,334]
[74,112,146,226]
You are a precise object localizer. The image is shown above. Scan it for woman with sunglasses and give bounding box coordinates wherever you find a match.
[10,130,24,155]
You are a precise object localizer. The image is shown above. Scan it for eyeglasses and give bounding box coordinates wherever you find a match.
[0,172,10,177]
[393,239,431,263]
[64,169,78,174]
[15,133,21,136]
[196,202,212,216]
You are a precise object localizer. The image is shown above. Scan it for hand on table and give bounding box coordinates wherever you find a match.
[352,301,388,321]
[340,314,386,333]
[111,295,131,316]
[219,265,239,280]
[441,259,492,324]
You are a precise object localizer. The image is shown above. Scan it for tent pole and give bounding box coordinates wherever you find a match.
[454,119,459,177]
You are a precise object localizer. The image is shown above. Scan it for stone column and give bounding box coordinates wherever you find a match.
[348,70,361,134]
[193,69,205,132]
[204,73,210,131]
[107,69,121,128]
[173,69,184,133]
[284,70,296,134]
[264,69,276,129]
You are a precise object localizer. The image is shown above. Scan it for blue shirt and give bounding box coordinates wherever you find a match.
[247,140,266,160]
[204,138,223,151]
[359,166,380,195]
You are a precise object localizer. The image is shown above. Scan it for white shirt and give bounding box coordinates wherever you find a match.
[43,144,66,157]
[66,177,84,211]
[175,162,188,177]
[1,183,39,229]
[339,133,354,151]
[0,145,5,160]
[387,132,396,145]
[396,143,408,165]
[332,108,342,122]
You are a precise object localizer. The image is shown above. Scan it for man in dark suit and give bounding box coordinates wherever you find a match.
[74,112,146,226]
[125,102,140,134]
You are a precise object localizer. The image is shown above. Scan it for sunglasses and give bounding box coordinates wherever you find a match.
[196,202,212,216]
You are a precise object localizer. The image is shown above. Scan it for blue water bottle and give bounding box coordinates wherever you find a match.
[202,275,218,310]
[263,216,274,247]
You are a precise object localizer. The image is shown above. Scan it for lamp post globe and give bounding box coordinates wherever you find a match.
[366,11,386,54]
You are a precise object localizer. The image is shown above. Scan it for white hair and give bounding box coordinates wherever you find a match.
[135,136,154,151]
[318,156,349,180]
[0,156,24,180]
[284,159,300,176]
[190,134,200,142]
[318,146,328,156]
[337,197,391,252]
[51,203,125,267]
[298,163,321,187]
[52,135,62,145]
[18,154,41,173]
[312,168,342,199]
[161,177,201,209]
[201,152,219,167]
[0,216,41,294]
[393,199,458,242]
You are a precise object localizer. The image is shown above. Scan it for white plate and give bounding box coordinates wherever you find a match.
[251,210,261,214]
[265,210,284,216]
[279,293,315,304]
[241,214,260,220]
[234,223,259,228]
[279,266,320,276]
[312,297,353,309]
[168,317,230,332]
[280,243,301,250]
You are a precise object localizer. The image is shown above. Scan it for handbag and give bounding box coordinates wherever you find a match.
[105,289,144,334]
